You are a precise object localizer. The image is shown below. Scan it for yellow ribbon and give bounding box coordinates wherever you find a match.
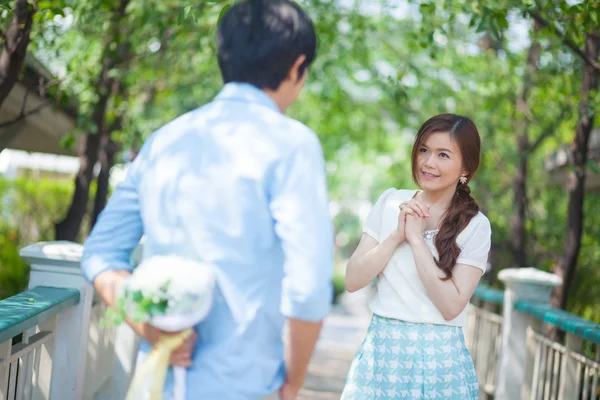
[126,329,194,400]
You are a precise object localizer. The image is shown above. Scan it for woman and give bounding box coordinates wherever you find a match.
[341,114,491,399]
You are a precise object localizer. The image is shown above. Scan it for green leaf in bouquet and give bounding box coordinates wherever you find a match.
[147,298,170,317]
[138,296,154,312]
[101,306,127,328]
[132,290,144,303]
[159,280,171,293]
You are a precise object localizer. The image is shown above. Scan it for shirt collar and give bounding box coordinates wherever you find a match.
[214,82,281,113]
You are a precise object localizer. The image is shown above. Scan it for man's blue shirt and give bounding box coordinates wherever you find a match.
[81,83,334,399]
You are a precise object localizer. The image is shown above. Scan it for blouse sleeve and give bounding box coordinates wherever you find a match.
[456,215,492,272]
[363,188,396,242]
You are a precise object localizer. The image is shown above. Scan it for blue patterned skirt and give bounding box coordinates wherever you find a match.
[341,314,479,399]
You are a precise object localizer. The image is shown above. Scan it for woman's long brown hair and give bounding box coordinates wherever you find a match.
[410,114,481,280]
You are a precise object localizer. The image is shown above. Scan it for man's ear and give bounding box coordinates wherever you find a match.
[287,55,307,82]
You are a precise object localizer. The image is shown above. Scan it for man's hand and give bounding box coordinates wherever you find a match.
[93,270,198,368]
[283,318,322,399]
[279,381,302,400]
[169,330,197,367]
[141,324,198,368]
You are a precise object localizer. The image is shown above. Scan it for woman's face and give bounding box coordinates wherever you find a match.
[415,131,465,192]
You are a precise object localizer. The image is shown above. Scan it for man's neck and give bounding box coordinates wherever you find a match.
[263,88,288,113]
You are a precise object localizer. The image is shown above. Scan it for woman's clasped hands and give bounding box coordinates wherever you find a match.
[396,198,430,244]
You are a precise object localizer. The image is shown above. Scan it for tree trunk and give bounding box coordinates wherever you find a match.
[55,132,102,241]
[55,0,130,241]
[91,137,119,228]
[91,78,126,229]
[510,21,541,268]
[55,67,113,240]
[90,25,135,230]
[551,32,599,310]
[0,0,34,106]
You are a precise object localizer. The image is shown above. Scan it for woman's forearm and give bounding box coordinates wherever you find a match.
[409,238,461,320]
[345,231,404,292]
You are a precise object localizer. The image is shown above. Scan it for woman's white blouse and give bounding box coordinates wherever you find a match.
[364,188,492,327]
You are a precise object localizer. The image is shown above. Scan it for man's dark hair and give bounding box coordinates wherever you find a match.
[217,0,317,90]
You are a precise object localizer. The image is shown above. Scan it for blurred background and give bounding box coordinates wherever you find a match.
[0,0,598,326]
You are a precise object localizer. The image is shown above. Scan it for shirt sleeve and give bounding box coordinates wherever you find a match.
[269,134,334,322]
[363,188,396,242]
[456,215,492,272]
[80,148,146,283]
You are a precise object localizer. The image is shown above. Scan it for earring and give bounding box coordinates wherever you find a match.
[459,175,468,184]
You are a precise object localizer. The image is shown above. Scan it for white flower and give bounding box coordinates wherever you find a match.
[121,255,216,331]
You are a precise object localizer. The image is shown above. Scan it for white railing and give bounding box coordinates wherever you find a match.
[468,268,600,400]
[527,329,599,400]
[13,241,140,400]
[8,241,600,400]
[1,323,54,400]
[0,287,79,400]
[517,307,600,400]
[83,299,115,398]
[466,302,504,397]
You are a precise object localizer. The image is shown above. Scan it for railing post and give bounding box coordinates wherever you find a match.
[20,241,93,400]
[558,333,583,400]
[109,324,140,398]
[107,241,143,398]
[20,241,141,400]
[495,268,562,400]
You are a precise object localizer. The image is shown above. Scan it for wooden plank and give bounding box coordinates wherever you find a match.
[15,329,30,400]
[10,331,53,361]
[558,333,583,400]
[7,359,17,400]
[0,339,11,400]
[32,317,56,400]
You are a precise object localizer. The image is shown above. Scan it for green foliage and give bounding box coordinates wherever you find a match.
[102,280,172,327]
[566,192,600,323]
[0,230,28,301]
[0,177,97,299]
[19,0,599,323]
[0,177,71,299]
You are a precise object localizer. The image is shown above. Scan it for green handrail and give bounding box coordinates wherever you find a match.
[0,286,80,343]
[472,284,504,305]
[515,300,600,345]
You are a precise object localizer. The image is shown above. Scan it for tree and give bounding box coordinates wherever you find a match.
[522,3,599,309]
[510,21,541,268]
[37,0,600,319]
[551,29,598,310]
[55,0,232,239]
[0,1,76,151]
[55,0,131,241]
[0,0,35,106]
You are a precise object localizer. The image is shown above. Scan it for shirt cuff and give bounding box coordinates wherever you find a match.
[281,284,333,322]
[81,253,133,283]
[363,228,380,243]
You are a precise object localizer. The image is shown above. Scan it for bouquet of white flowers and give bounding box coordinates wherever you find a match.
[109,255,216,400]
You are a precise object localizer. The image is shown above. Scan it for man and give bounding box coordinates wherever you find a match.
[80,0,334,399]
